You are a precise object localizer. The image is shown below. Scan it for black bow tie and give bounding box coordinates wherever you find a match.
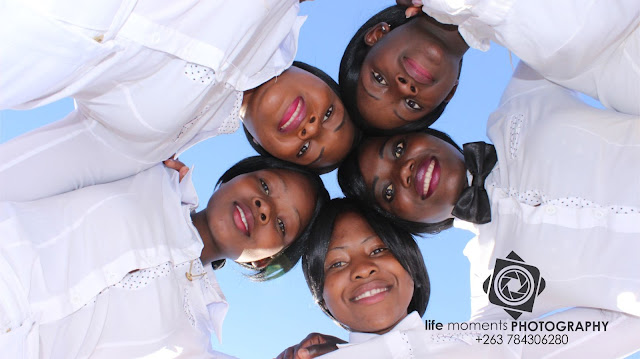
[451,142,497,224]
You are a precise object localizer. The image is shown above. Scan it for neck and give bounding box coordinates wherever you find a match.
[191,209,224,265]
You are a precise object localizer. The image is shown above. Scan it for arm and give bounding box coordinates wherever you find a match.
[0,109,165,201]
[406,0,640,115]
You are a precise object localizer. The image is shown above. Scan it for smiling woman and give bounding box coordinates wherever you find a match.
[303,199,429,333]
[0,155,329,357]
[242,62,358,173]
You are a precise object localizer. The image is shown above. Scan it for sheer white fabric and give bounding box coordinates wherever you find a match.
[420,0,640,115]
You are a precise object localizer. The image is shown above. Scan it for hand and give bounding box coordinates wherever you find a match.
[163,157,189,182]
[396,0,423,18]
[275,333,346,359]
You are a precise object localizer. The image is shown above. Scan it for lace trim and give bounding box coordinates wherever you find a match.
[113,262,172,290]
[183,287,196,328]
[509,113,524,159]
[400,332,414,358]
[184,63,215,85]
[218,90,242,135]
[500,186,639,214]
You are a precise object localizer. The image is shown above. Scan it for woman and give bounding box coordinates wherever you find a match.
[338,63,640,322]
[0,156,329,358]
[277,199,638,358]
[339,2,639,133]
[0,0,356,201]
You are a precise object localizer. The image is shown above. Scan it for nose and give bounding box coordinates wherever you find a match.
[396,158,415,188]
[253,197,272,225]
[298,116,320,140]
[351,257,378,280]
[396,75,417,95]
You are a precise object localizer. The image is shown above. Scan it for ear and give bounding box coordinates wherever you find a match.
[363,22,391,47]
[250,257,272,270]
[444,80,459,103]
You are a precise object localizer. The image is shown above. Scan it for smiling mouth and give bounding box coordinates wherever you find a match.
[353,287,389,301]
[402,57,433,85]
[279,96,306,133]
[233,203,251,236]
[415,157,440,200]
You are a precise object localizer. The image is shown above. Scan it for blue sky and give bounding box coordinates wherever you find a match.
[3,1,634,359]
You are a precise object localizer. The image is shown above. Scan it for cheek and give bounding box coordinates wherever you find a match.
[322,275,346,316]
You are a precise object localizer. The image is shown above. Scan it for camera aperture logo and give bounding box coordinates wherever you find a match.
[483,251,546,319]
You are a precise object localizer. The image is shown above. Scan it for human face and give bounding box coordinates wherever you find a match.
[322,211,414,334]
[356,18,462,130]
[358,132,466,223]
[206,169,316,263]
[243,67,356,170]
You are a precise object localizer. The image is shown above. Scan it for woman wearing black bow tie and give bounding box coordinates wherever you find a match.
[338,63,640,325]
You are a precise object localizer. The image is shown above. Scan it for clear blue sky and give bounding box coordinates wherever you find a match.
[2,1,635,359]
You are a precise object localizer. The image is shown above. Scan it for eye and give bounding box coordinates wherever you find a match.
[371,247,388,256]
[297,142,310,157]
[277,218,286,236]
[405,98,423,110]
[393,140,405,158]
[328,261,346,269]
[383,183,394,202]
[323,105,333,122]
[259,178,270,195]
[372,71,387,85]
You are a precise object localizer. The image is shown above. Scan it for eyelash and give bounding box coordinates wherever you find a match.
[383,183,394,202]
[393,140,405,159]
[405,98,423,111]
[297,142,309,157]
[259,178,286,236]
[323,105,333,122]
[372,71,387,85]
[371,247,388,255]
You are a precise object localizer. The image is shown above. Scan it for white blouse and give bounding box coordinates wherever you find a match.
[460,64,640,322]
[0,0,305,202]
[419,0,640,115]
[317,310,640,358]
[0,165,231,357]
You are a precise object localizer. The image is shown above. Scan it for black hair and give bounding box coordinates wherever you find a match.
[243,61,362,174]
[337,128,463,235]
[339,5,462,135]
[302,198,430,331]
[215,155,330,281]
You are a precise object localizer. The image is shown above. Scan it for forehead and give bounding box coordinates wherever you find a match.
[329,211,378,248]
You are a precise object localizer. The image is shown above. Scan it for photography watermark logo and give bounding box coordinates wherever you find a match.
[483,251,546,320]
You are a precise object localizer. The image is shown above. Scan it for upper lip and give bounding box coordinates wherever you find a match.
[233,201,254,236]
[414,157,438,200]
[349,280,392,302]
[402,57,433,85]
[278,96,307,133]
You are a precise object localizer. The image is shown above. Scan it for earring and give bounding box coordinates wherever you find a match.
[381,25,387,33]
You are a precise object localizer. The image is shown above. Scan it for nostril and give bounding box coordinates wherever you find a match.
[398,77,407,84]
[410,163,415,171]
[410,85,416,92]
[255,200,261,207]
[301,129,306,136]
[260,213,266,221]
[309,117,316,124]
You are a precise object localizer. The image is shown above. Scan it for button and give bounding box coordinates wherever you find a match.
[93,34,104,43]
[544,205,557,215]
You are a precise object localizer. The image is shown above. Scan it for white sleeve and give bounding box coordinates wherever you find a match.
[420,0,640,115]
[0,109,158,201]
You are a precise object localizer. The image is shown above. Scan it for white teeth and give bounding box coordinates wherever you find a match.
[354,287,388,301]
[422,159,435,195]
[280,99,303,131]
[236,205,248,232]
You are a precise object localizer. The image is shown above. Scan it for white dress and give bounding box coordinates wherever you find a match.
[316,310,640,358]
[0,0,305,201]
[460,63,640,323]
[0,165,231,358]
[419,0,640,115]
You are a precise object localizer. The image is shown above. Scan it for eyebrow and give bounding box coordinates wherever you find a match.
[308,147,325,167]
[378,137,390,159]
[333,112,346,132]
[327,234,378,252]
[393,108,409,123]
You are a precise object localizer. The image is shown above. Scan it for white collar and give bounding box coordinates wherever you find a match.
[347,311,423,345]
